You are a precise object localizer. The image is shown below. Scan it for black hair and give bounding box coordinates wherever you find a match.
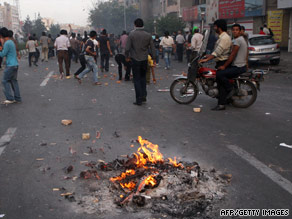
[29,36,34,40]
[194,28,199,33]
[241,26,245,31]
[7,30,13,37]
[60,29,68,35]
[164,31,169,38]
[134,18,144,28]
[214,19,227,32]
[102,29,107,35]
[264,24,267,27]
[71,33,76,38]
[42,32,46,36]
[0,27,9,38]
[260,27,263,30]
[122,30,126,35]
[89,30,97,38]
[232,24,242,31]
[48,34,51,38]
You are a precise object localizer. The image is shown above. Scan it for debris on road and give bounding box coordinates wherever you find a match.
[96,131,101,139]
[82,133,91,140]
[80,170,100,179]
[91,99,97,103]
[36,158,44,161]
[69,147,76,155]
[104,83,109,86]
[219,174,232,183]
[53,188,60,191]
[61,120,72,126]
[113,131,120,138]
[157,89,170,92]
[0,214,5,218]
[39,142,47,146]
[265,112,271,115]
[279,143,292,149]
[193,108,201,113]
[116,81,121,84]
[65,165,74,173]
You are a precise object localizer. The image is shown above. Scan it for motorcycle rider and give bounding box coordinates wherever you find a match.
[211,24,248,110]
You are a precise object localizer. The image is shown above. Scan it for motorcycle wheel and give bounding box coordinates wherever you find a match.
[231,80,257,108]
[170,79,198,104]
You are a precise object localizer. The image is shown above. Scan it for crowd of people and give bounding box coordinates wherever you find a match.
[1,17,251,110]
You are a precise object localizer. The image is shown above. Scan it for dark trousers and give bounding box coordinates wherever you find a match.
[28,52,37,66]
[0,57,3,68]
[186,49,192,63]
[117,62,131,80]
[71,49,79,63]
[132,59,148,103]
[48,47,55,58]
[57,50,70,76]
[177,44,184,62]
[74,55,86,76]
[100,54,109,71]
[217,66,247,105]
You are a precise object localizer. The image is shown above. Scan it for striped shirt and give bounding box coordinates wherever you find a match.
[212,32,232,61]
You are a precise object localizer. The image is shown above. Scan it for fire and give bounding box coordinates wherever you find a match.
[145,175,157,187]
[109,136,183,193]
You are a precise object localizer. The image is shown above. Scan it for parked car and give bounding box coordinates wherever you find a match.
[248,34,280,65]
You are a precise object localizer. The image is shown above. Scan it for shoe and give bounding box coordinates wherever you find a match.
[164,67,168,70]
[13,100,22,104]
[141,97,147,102]
[133,102,142,106]
[34,63,38,66]
[2,100,14,105]
[211,105,226,111]
[119,78,122,81]
[60,73,64,79]
[66,76,71,79]
[226,89,235,100]
[75,76,81,84]
[94,82,102,85]
[125,78,130,81]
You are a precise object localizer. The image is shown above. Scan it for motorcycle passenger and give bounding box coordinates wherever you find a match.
[199,19,232,69]
[212,24,248,111]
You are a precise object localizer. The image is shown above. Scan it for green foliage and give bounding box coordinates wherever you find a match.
[156,14,186,36]
[89,1,139,35]
[22,16,33,38]
[49,24,61,38]
[31,15,47,39]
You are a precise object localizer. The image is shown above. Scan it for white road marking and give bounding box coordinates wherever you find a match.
[0,128,17,156]
[227,144,292,196]
[40,71,54,87]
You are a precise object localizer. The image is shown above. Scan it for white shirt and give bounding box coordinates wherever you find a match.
[176,34,185,44]
[160,36,174,48]
[54,35,71,51]
[263,27,270,35]
[191,33,204,51]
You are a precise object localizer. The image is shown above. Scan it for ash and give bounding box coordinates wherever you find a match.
[70,158,228,219]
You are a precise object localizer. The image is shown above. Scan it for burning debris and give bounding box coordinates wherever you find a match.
[62,137,228,218]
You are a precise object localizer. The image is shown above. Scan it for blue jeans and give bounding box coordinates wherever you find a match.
[78,56,99,83]
[155,48,160,64]
[2,66,21,102]
[163,48,172,68]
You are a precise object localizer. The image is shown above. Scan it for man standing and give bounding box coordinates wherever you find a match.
[98,29,112,72]
[191,27,203,58]
[125,18,155,106]
[75,31,101,85]
[0,27,21,104]
[176,30,185,62]
[40,32,49,62]
[120,31,128,54]
[54,30,71,79]
[263,24,270,35]
[70,33,79,63]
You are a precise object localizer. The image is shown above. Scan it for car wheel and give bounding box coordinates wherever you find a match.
[270,59,280,65]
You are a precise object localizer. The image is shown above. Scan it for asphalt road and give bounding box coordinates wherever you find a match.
[0,54,291,219]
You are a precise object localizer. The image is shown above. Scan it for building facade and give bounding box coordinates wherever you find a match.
[0,2,20,34]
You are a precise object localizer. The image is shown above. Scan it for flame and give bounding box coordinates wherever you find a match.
[168,157,184,168]
[145,175,157,187]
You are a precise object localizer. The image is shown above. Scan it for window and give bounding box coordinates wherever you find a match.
[249,36,275,46]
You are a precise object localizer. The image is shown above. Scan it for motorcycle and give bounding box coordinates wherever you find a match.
[170,55,268,108]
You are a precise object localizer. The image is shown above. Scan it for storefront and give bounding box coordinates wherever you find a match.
[277,0,292,51]
[182,4,206,31]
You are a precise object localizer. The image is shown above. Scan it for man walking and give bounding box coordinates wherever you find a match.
[54,30,71,79]
[176,30,185,62]
[120,31,128,54]
[75,31,101,85]
[0,27,21,104]
[70,33,79,63]
[98,29,112,72]
[125,18,155,106]
[40,32,49,62]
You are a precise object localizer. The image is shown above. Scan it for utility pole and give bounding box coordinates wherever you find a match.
[124,0,127,31]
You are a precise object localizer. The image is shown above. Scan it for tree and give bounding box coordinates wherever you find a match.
[49,24,61,38]
[31,15,47,39]
[89,1,139,35]
[22,16,33,38]
[156,14,186,36]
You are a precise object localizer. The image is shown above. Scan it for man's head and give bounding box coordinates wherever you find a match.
[42,32,46,36]
[241,25,246,34]
[134,18,144,28]
[72,33,76,38]
[122,30,126,35]
[260,27,263,31]
[29,36,34,40]
[264,24,267,28]
[232,24,242,38]
[60,29,68,35]
[178,30,182,35]
[101,29,107,35]
[8,30,13,38]
[0,27,9,38]
[214,19,227,34]
[89,30,97,39]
